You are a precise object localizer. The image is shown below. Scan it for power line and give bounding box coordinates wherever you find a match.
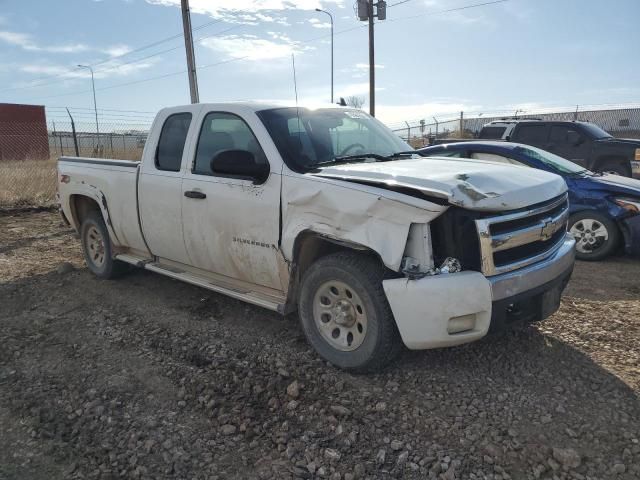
[0,18,226,94]
[385,0,508,22]
[387,0,414,7]
[21,0,509,103]
[0,23,244,97]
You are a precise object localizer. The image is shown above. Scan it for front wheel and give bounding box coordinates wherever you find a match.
[298,252,402,372]
[569,211,620,261]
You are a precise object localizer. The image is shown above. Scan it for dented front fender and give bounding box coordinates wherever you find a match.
[281,174,446,271]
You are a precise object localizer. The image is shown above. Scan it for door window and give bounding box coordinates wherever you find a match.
[550,126,582,145]
[193,112,267,176]
[155,113,192,172]
[514,124,547,146]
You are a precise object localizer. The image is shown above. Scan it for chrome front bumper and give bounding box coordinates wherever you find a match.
[489,233,576,301]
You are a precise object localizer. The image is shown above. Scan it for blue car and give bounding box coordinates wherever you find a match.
[417,141,640,261]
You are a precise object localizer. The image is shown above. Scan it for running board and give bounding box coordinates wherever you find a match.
[115,253,285,313]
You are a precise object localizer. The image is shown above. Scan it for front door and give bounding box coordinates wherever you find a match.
[181,110,283,290]
[547,125,592,167]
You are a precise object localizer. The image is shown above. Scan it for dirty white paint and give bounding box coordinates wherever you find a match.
[383,271,492,349]
[57,159,148,254]
[58,102,573,353]
[314,157,567,211]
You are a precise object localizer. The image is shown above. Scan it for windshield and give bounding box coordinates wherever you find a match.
[515,145,590,175]
[256,107,412,171]
[581,123,612,139]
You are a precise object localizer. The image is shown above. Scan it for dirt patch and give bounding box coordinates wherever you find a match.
[1,211,639,479]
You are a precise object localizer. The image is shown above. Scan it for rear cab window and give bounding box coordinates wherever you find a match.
[479,126,506,139]
[155,112,192,172]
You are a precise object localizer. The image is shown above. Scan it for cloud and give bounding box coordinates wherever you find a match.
[17,57,157,84]
[0,30,88,53]
[355,63,384,70]
[145,0,343,23]
[200,33,309,61]
[102,44,132,57]
[308,18,331,29]
[341,63,384,79]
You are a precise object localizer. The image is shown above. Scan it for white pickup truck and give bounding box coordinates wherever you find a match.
[58,103,575,371]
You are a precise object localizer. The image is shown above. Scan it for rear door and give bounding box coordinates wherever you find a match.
[547,124,592,167]
[138,109,197,265]
[511,123,549,148]
[180,109,283,290]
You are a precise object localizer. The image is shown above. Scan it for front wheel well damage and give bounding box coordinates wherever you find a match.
[284,231,393,313]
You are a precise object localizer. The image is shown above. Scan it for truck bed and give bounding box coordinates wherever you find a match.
[57,156,148,254]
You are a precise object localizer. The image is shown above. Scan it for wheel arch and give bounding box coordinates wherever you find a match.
[69,194,102,229]
[568,209,622,260]
[593,155,631,175]
[68,192,121,247]
[284,230,388,312]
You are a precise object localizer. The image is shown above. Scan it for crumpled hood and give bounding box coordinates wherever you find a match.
[313,157,567,211]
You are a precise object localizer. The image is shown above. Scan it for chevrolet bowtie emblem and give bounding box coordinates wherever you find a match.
[540,218,555,240]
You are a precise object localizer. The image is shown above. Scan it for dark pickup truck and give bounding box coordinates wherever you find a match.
[478,120,640,177]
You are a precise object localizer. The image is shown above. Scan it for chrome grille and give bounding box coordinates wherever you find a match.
[475,194,570,276]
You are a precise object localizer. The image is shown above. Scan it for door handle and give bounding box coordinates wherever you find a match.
[184,190,206,199]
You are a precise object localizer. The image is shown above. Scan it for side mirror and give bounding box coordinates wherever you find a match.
[210,150,270,184]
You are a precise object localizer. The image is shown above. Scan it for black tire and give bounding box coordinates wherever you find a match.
[80,210,129,279]
[568,211,620,261]
[599,161,631,177]
[298,252,402,372]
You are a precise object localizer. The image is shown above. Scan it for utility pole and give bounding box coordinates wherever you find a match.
[357,0,386,117]
[315,8,334,103]
[181,0,199,103]
[77,64,99,142]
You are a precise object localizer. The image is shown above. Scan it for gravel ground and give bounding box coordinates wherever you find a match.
[1,210,639,480]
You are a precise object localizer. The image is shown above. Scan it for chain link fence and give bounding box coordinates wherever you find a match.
[0,116,151,209]
[389,104,640,147]
[2,104,640,209]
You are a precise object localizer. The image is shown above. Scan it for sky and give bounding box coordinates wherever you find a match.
[0,0,639,128]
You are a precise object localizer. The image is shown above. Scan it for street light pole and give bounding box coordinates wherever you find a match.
[315,8,334,103]
[77,64,99,141]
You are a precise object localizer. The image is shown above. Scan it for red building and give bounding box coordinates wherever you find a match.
[0,103,50,161]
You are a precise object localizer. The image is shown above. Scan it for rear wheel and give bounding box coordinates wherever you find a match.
[80,210,129,279]
[298,252,402,372]
[569,211,619,261]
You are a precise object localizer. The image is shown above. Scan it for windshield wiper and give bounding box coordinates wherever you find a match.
[312,151,415,168]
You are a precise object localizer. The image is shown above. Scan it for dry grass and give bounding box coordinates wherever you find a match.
[0,149,142,209]
[0,159,58,208]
